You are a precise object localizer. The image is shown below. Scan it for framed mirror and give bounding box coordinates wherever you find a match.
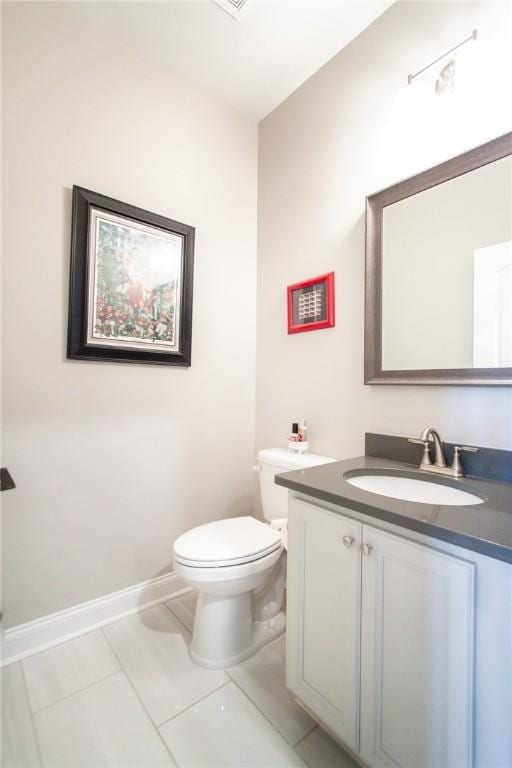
[365,132,512,386]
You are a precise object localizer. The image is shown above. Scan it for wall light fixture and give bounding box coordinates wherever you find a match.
[408,29,478,96]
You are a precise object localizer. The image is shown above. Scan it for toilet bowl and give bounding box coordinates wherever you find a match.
[174,516,286,669]
[173,448,335,670]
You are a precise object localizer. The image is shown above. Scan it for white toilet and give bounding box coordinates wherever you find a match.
[173,448,335,669]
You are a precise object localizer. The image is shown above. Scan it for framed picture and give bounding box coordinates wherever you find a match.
[67,186,195,366]
[287,272,335,334]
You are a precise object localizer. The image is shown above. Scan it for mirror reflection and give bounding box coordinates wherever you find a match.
[381,155,512,371]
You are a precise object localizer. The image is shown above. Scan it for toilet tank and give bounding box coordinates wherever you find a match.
[256,448,336,522]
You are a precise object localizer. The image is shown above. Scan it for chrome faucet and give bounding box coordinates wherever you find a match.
[408,427,478,478]
[420,427,446,468]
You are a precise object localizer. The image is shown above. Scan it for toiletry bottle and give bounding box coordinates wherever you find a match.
[298,420,308,442]
[298,420,309,453]
[288,423,299,452]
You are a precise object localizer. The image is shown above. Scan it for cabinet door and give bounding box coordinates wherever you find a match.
[286,498,362,752]
[360,526,475,768]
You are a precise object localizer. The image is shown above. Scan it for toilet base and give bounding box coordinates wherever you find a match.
[190,609,285,670]
[185,551,287,670]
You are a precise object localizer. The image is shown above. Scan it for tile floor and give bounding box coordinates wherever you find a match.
[2,591,358,768]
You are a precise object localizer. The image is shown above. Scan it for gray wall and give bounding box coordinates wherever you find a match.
[257,0,512,462]
[1,3,257,627]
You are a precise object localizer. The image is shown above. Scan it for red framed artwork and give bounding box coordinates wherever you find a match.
[287,272,335,334]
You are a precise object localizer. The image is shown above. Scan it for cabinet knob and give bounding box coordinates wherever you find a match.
[360,543,373,556]
[342,535,355,548]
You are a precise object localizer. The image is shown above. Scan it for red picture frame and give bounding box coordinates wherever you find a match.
[287,272,335,334]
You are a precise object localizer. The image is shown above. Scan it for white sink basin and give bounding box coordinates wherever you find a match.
[344,473,484,506]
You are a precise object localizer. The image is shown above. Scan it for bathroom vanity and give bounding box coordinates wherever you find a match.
[276,438,512,768]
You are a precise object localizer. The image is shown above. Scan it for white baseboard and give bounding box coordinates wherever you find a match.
[1,572,190,666]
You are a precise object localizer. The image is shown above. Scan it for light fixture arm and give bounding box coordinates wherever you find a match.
[408,29,478,85]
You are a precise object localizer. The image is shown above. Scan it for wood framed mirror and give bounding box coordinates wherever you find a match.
[365,131,512,386]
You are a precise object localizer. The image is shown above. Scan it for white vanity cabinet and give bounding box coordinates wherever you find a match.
[286,497,476,768]
[359,524,474,768]
[286,499,362,751]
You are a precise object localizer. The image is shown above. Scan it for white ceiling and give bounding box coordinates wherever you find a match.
[76,0,395,122]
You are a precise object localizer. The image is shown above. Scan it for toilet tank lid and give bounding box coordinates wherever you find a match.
[257,448,337,470]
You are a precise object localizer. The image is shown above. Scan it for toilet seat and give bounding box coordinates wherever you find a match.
[173,516,282,568]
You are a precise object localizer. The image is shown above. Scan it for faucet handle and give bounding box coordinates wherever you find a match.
[451,445,479,477]
[408,438,432,466]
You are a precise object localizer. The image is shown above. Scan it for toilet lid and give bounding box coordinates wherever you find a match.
[173,516,282,567]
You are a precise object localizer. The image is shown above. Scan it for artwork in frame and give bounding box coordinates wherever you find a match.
[67,186,195,366]
[287,272,335,334]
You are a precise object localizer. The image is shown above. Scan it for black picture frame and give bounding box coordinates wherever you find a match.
[67,186,195,366]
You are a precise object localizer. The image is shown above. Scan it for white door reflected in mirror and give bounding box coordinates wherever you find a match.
[473,241,512,367]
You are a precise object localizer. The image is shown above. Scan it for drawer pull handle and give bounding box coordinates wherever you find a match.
[360,543,373,556]
[342,535,355,548]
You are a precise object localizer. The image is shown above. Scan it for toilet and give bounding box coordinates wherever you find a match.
[173,447,335,669]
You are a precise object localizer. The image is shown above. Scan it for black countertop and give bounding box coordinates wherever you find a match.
[275,456,512,564]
